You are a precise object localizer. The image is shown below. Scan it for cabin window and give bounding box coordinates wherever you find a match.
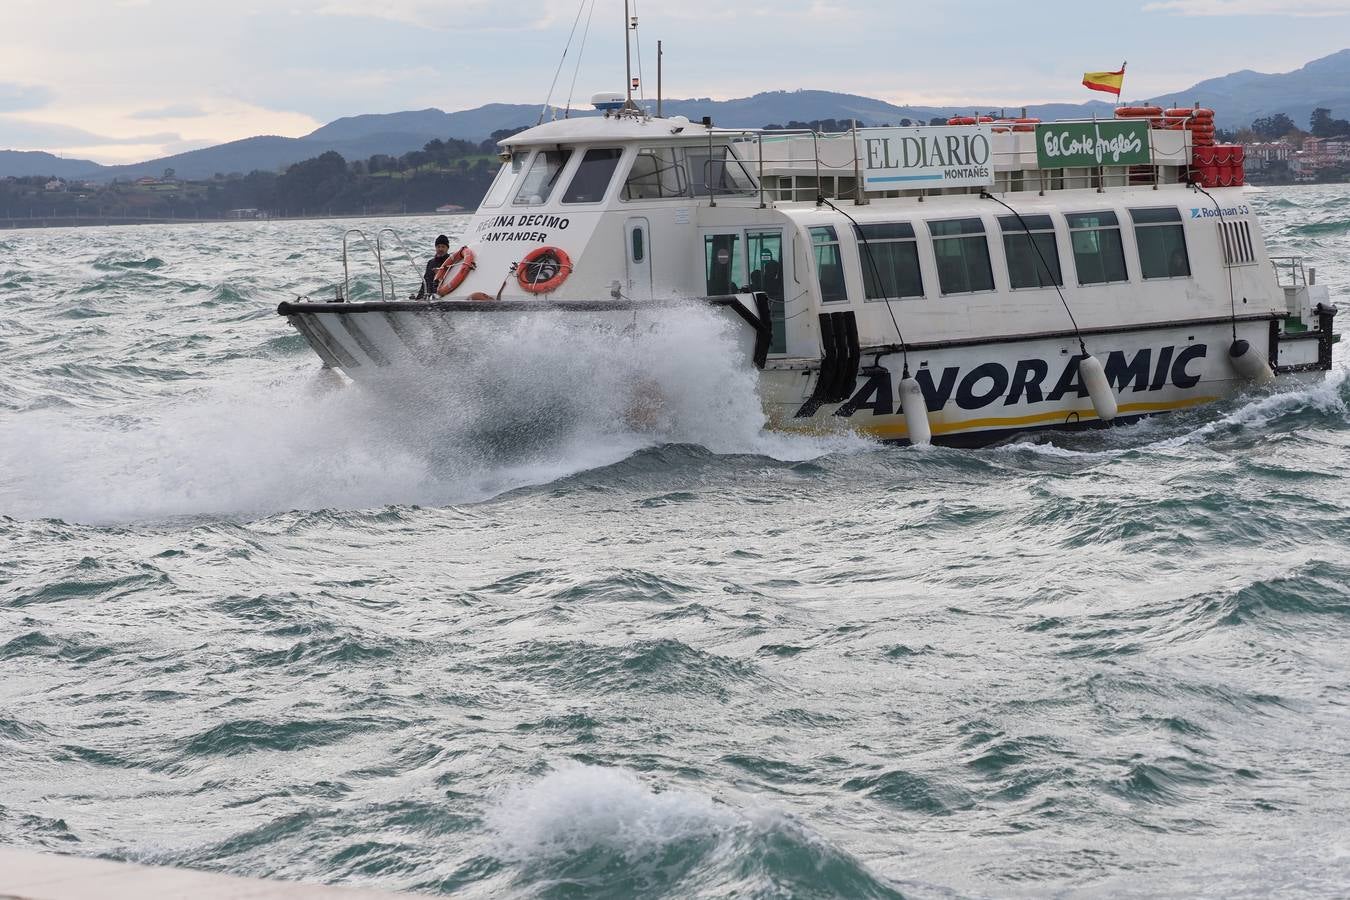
[1130,207,1191,279]
[512,148,573,206]
[704,233,745,295]
[480,155,524,209]
[623,148,689,200]
[631,226,645,263]
[928,218,994,294]
[687,146,757,197]
[562,148,623,204]
[853,222,924,300]
[998,214,1063,289]
[811,226,848,303]
[747,230,786,354]
[1066,211,1128,285]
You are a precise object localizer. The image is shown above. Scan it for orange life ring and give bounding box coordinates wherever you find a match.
[517,246,573,294]
[946,116,994,126]
[1115,106,1163,118]
[1165,108,1212,119]
[434,246,476,296]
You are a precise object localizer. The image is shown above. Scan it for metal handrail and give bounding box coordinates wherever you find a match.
[729,115,1206,202]
[1270,256,1308,288]
[376,227,424,297]
[340,229,385,303]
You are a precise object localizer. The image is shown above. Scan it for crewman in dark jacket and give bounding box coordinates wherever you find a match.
[418,235,451,298]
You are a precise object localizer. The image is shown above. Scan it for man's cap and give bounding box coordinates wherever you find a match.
[435,234,449,246]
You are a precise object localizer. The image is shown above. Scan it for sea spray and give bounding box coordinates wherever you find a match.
[0,302,853,522]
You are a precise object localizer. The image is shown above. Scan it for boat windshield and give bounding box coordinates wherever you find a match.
[513,149,574,207]
[686,145,757,197]
[480,156,525,209]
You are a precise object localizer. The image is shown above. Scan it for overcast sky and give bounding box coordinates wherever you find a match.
[1,0,1346,165]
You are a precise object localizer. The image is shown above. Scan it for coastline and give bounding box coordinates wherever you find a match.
[0,209,445,233]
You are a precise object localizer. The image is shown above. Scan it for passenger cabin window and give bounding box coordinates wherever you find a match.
[747,230,786,354]
[853,222,923,300]
[1066,211,1128,285]
[687,146,757,197]
[929,218,994,294]
[563,148,623,204]
[480,155,524,209]
[512,149,573,206]
[999,214,1062,289]
[623,148,688,200]
[704,233,745,295]
[811,226,848,303]
[1130,207,1191,279]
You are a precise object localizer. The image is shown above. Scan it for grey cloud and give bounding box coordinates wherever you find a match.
[0,117,179,150]
[0,83,55,113]
[130,103,208,119]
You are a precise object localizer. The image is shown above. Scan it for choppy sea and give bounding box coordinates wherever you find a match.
[2,185,1349,899]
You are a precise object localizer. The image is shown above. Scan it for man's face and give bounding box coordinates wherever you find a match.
[436,243,449,254]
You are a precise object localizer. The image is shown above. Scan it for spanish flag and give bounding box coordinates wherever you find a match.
[1083,65,1126,96]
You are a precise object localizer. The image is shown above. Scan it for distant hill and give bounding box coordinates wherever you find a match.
[1144,48,1350,132]
[6,49,1347,181]
[0,149,103,178]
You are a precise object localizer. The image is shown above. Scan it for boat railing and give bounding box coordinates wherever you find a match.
[339,229,382,303]
[338,227,424,302]
[375,228,424,297]
[727,116,1200,203]
[1271,256,1316,288]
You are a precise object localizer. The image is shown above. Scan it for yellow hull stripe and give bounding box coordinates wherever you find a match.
[777,396,1219,440]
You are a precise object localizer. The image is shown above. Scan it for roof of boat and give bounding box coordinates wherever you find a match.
[502,113,719,148]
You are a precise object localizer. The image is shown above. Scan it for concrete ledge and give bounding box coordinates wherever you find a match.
[0,847,405,899]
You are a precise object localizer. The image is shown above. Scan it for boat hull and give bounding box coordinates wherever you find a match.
[278,300,1335,448]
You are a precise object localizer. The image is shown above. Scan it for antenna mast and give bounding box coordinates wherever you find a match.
[624,0,634,109]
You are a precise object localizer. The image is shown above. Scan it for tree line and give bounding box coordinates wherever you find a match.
[0,128,531,222]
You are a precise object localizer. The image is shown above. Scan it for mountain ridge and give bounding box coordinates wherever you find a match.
[6,49,1347,181]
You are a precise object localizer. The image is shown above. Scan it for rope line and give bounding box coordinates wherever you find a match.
[539,0,589,124]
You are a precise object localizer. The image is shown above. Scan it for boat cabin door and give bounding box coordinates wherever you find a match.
[703,228,786,355]
[625,217,653,299]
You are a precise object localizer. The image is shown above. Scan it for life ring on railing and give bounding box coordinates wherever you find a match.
[517,246,573,294]
[1165,108,1212,119]
[434,246,476,296]
[946,116,993,126]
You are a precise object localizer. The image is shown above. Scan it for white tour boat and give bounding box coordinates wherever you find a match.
[278,66,1338,446]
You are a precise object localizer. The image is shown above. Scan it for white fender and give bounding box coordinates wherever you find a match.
[898,375,932,446]
[1078,354,1118,422]
[1228,339,1275,385]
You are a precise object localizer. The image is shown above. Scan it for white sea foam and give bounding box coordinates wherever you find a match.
[484,763,735,861]
[0,303,858,523]
[987,364,1349,462]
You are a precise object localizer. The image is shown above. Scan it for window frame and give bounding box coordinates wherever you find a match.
[810,225,850,304]
[561,146,625,205]
[479,155,525,209]
[853,221,925,302]
[685,144,758,198]
[927,217,996,296]
[621,146,692,201]
[1129,207,1191,280]
[511,147,574,207]
[1066,210,1130,287]
[998,213,1063,291]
